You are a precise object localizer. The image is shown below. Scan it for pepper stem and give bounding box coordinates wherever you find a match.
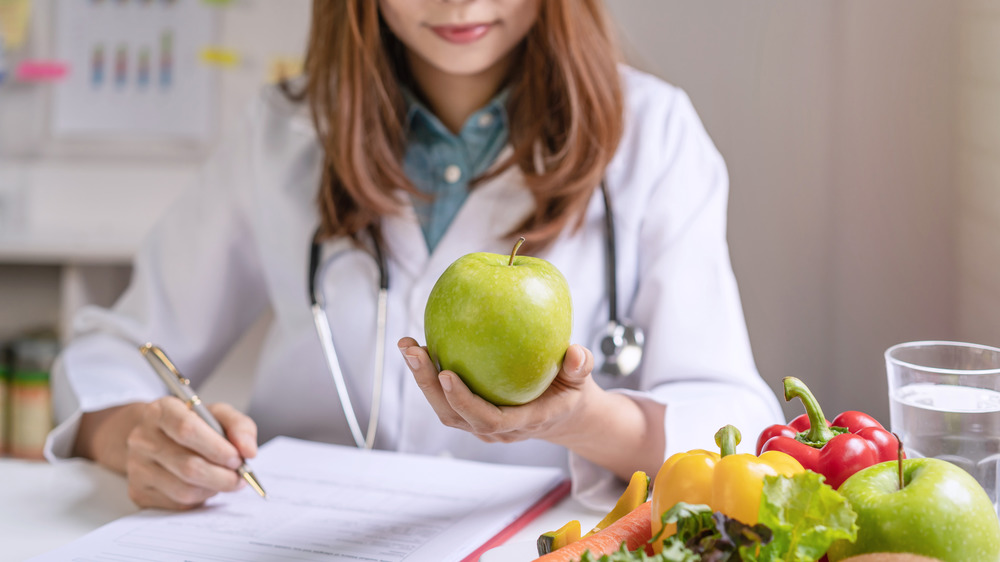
[783,376,839,445]
[509,237,525,266]
[715,425,741,457]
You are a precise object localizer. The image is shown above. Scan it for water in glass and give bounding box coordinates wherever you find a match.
[890,382,1000,508]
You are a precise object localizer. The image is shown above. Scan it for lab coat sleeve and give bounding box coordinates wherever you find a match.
[570,85,784,509]
[45,100,271,461]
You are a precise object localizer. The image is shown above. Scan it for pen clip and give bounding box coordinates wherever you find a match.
[140,343,191,386]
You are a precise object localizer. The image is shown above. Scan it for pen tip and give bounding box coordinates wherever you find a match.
[241,471,267,499]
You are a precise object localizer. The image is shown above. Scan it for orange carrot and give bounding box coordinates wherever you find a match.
[533,501,653,562]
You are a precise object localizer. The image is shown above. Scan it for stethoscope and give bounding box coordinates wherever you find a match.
[307,180,644,449]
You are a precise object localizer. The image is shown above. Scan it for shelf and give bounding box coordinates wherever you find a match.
[0,231,137,265]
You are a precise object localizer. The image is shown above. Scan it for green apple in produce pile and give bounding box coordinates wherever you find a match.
[424,238,572,406]
[827,457,1000,562]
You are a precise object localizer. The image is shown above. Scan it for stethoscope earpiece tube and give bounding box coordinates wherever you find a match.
[308,225,389,449]
[308,230,323,307]
[600,180,618,325]
[369,224,390,291]
[311,302,368,448]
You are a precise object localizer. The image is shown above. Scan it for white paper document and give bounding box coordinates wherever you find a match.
[31,437,566,562]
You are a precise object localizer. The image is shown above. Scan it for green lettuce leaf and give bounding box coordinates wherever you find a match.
[748,471,858,562]
[655,502,771,561]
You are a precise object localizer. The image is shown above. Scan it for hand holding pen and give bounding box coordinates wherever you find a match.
[115,344,265,510]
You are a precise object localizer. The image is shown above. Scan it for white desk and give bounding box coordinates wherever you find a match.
[0,458,137,562]
[0,457,600,562]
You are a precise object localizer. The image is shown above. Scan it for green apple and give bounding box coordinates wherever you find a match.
[424,238,572,406]
[827,457,1000,562]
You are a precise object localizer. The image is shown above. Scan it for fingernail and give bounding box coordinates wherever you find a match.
[404,352,420,370]
[227,457,242,470]
[439,373,452,392]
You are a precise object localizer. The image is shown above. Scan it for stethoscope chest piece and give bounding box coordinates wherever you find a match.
[596,320,645,377]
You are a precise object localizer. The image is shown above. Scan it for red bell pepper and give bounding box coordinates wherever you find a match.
[755,376,900,489]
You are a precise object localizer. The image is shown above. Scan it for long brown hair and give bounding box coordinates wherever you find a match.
[297,0,624,252]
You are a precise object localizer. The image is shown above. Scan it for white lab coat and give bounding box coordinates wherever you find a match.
[45,66,783,508]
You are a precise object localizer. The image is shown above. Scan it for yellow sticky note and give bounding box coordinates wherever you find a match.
[266,56,303,84]
[199,47,240,68]
[0,0,32,50]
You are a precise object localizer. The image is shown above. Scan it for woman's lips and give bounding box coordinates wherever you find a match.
[429,23,494,44]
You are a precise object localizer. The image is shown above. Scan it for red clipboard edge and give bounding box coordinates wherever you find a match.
[460,478,573,562]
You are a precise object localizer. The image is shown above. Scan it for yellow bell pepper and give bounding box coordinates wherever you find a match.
[650,425,804,553]
[584,470,650,537]
[536,519,581,555]
[536,470,649,556]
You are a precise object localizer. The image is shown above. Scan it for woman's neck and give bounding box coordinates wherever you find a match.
[407,52,511,135]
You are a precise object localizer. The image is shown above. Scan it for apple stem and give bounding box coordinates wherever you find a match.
[893,432,904,491]
[715,425,741,457]
[509,237,525,266]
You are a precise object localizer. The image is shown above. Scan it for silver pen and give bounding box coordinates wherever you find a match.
[140,343,267,499]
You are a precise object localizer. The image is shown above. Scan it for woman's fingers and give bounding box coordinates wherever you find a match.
[436,371,548,443]
[558,344,594,385]
[155,398,243,470]
[400,337,597,444]
[437,371,507,435]
[398,337,472,431]
[125,458,220,510]
[152,434,244,492]
[129,410,243,490]
[123,397,255,509]
[399,336,520,439]
[208,402,259,459]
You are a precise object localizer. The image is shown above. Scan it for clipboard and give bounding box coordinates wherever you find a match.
[461,479,573,562]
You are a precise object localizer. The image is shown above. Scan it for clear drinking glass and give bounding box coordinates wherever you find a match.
[886,341,1000,512]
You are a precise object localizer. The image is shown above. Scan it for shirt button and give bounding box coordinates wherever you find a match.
[478,113,494,127]
[443,165,462,184]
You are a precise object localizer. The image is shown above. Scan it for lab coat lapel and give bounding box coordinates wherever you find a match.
[381,195,429,279]
[425,162,534,280]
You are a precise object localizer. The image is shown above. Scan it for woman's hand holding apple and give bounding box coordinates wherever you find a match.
[398,336,665,481]
[399,337,599,443]
[412,242,665,480]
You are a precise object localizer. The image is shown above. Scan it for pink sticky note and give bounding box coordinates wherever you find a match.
[15,60,69,82]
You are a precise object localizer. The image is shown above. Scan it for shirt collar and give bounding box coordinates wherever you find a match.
[403,86,510,140]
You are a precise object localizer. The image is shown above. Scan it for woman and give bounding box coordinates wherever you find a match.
[46,0,782,510]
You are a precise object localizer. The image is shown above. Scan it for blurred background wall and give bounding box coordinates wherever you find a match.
[607,0,962,424]
[1,1,995,428]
